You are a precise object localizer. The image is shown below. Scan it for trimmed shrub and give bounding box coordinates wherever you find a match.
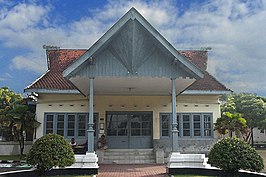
[27,133,75,174]
[208,137,264,175]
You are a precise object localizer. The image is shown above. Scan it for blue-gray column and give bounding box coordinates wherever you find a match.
[87,78,94,152]
[171,78,179,151]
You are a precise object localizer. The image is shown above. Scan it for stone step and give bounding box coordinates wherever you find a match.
[103,155,154,160]
[103,152,154,156]
[97,149,156,164]
[104,159,155,164]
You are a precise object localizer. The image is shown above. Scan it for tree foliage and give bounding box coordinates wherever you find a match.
[208,137,264,175]
[27,133,75,175]
[0,87,23,141]
[220,93,266,143]
[215,112,248,138]
[0,87,40,154]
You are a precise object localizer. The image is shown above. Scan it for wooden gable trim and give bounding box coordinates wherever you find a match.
[63,8,203,79]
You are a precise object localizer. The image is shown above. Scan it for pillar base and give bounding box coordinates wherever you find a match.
[167,152,208,168]
[70,152,99,168]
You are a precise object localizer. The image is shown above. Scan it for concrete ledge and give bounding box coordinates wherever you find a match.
[168,153,208,168]
[167,167,266,177]
[0,168,98,177]
[69,152,99,168]
[0,160,26,164]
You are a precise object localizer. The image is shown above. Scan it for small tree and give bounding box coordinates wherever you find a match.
[214,112,248,138]
[0,87,40,155]
[208,137,264,176]
[0,87,22,141]
[11,102,40,155]
[221,93,266,145]
[27,133,75,175]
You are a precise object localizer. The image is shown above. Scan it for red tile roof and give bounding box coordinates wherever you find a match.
[26,49,86,90]
[47,49,87,72]
[179,50,207,71]
[25,49,229,92]
[178,50,229,91]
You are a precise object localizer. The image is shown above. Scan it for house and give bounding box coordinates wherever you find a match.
[25,8,230,165]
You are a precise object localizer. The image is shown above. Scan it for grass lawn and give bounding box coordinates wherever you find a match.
[49,176,210,177]
[48,176,92,177]
[174,176,216,177]
[0,154,26,161]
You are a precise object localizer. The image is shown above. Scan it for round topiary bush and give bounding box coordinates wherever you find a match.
[27,133,75,174]
[208,137,264,176]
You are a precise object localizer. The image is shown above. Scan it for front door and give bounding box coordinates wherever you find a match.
[106,112,153,149]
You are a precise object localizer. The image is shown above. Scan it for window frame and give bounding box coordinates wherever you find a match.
[160,112,213,139]
[44,112,98,139]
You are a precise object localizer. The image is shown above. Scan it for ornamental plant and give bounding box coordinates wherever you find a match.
[208,137,264,176]
[27,133,75,175]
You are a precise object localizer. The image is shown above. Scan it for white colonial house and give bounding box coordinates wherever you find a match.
[24,8,231,167]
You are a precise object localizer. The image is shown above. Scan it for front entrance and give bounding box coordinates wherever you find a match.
[106,111,153,149]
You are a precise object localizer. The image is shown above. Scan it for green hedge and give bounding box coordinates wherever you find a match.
[208,137,264,175]
[27,134,75,174]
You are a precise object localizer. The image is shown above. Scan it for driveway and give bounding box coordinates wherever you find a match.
[97,164,167,177]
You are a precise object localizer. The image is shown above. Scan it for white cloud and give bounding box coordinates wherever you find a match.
[10,54,46,73]
[0,0,265,95]
[0,72,13,81]
[0,3,49,31]
[164,0,266,95]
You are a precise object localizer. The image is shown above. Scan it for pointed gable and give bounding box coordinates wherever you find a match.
[25,8,230,94]
[63,8,204,80]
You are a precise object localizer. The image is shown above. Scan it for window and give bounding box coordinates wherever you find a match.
[161,114,169,136]
[56,114,65,136]
[203,114,212,136]
[78,114,86,136]
[193,114,201,137]
[67,114,75,136]
[45,114,54,134]
[182,114,190,136]
[44,113,98,138]
[160,113,213,138]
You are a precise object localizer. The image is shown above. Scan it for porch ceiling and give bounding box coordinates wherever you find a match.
[69,76,196,96]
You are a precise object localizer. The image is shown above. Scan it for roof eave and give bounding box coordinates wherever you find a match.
[182,90,232,95]
[24,71,50,92]
[24,88,80,94]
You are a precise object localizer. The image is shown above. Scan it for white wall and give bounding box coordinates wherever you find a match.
[0,142,32,155]
[35,93,221,140]
[253,128,266,143]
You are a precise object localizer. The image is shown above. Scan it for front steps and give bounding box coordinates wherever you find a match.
[96,149,156,164]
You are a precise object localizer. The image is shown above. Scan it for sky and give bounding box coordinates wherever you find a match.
[0,0,265,97]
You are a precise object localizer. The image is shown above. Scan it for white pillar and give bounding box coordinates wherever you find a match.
[171,78,178,151]
[87,78,94,152]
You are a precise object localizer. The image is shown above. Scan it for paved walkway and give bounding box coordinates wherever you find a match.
[97,164,167,177]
